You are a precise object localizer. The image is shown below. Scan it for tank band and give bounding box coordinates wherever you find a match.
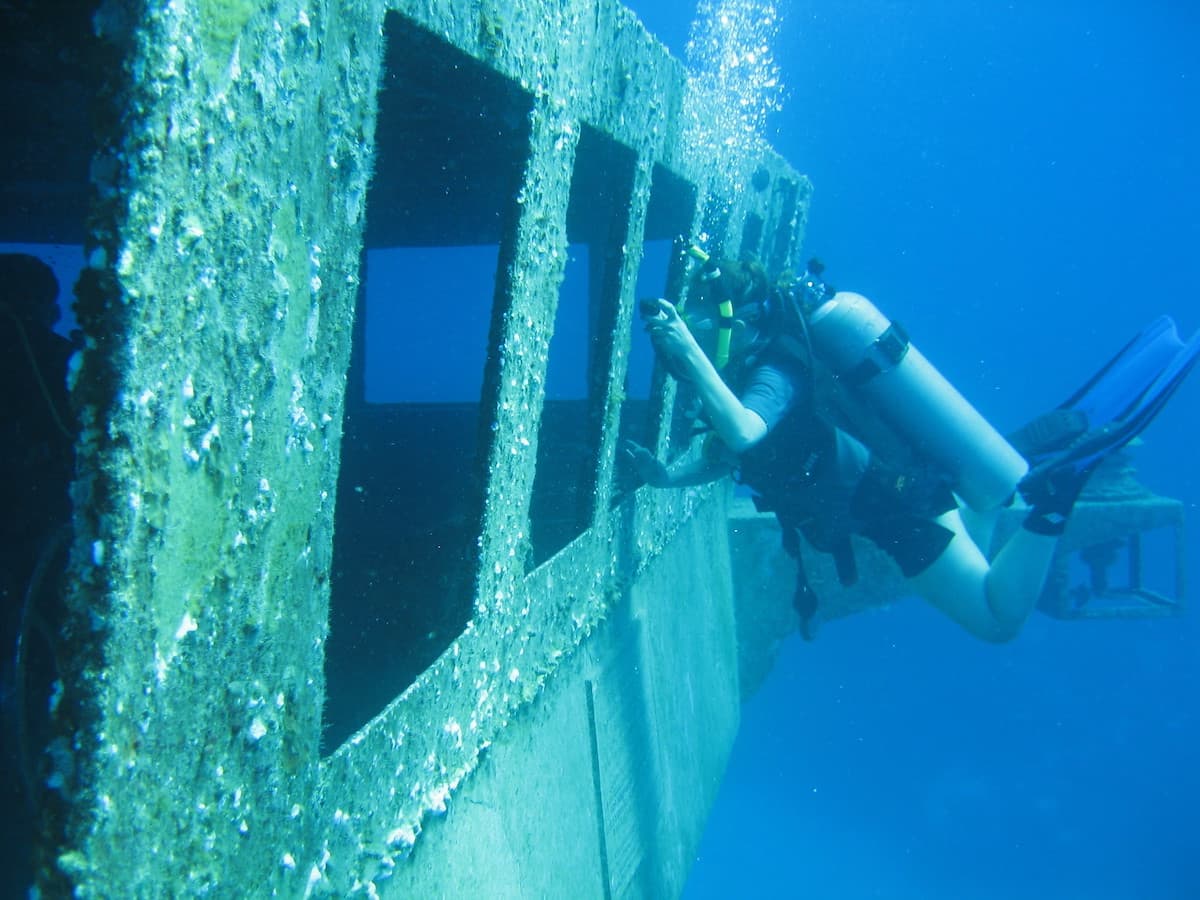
[843,321,910,386]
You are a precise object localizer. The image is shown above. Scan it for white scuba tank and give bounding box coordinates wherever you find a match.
[806,291,1028,512]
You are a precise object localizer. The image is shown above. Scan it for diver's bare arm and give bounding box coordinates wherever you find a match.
[661,454,732,487]
[684,348,768,452]
[646,301,767,452]
[622,441,731,487]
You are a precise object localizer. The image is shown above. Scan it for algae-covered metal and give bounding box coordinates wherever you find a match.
[45,0,808,895]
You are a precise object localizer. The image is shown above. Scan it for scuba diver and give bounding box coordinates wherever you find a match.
[624,247,1200,642]
[0,253,78,890]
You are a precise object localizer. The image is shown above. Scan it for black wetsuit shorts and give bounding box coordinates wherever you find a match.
[851,462,958,578]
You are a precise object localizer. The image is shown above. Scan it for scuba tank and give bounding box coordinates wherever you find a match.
[798,272,1028,512]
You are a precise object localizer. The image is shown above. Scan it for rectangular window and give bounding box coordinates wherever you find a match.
[324,15,533,751]
[615,165,697,498]
[528,126,636,566]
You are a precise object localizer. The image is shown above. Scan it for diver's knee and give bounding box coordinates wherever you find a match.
[981,596,1029,643]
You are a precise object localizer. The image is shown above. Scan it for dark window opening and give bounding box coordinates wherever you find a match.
[529,125,636,567]
[616,165,697,498]
[324,14,533,751]
[740,212,764,262]
[663,195,736,460]
[627,239,673,403]
[768,179,800,275]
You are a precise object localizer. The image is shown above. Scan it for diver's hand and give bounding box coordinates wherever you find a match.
[620,439,671,488]
[642,299,703,374]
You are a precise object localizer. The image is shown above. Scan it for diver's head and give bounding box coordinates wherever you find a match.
[0,253,61,329]
[680,255,774,370]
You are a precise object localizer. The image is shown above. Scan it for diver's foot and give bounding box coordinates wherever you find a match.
[1007,408,1088,462]
[1018,459,1095,536]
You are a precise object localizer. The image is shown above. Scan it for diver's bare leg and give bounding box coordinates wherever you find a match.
[908,509,1056,642]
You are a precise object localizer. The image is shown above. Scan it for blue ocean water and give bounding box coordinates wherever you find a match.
[2,3,1196,896]
[627,2,1200,898]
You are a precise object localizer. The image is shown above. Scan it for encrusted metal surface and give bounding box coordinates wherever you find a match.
[50,0,808,896]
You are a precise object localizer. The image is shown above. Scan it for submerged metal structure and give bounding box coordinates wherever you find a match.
[1,0,1182,896]
[9,0,806,895]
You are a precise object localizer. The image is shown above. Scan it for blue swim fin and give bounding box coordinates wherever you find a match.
[1016,316,1196,468]
[1051,322,1200,475]
[1018,316,1200,533]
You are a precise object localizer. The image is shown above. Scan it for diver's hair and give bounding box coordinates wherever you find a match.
[773,267,800,297]
[692,256,770,307]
